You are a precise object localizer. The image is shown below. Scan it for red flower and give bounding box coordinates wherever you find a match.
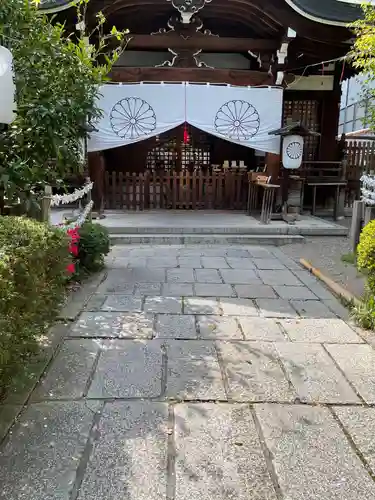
[66,263,75,274]
[69,244,79,257]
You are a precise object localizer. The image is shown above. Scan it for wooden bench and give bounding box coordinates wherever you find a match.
[247,173,280,224]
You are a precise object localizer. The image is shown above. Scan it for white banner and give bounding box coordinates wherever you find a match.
[88,83,282,154]
[186,84,282,154]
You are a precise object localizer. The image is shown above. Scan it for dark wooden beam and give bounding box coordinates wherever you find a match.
[127,34,279,52]
[110,67,273,86]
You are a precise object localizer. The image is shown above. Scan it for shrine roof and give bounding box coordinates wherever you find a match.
[285,0,362,25]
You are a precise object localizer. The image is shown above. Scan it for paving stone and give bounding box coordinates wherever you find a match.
[147,256,178,268]
[96,278,135,295]
[257,269,303,287]
[131,267,166,283]
[31,340,99,400]
[144,296,182,314]
[252,258,286,270]
[71,312,154,338]
[155,314,197,339]
[292,270,334,299]
[225,257,256,269]
[201,256,229,268]
[128,257,148,267]
[273,285,317,300]
[197,316,243,339]
[167,268,195,283]
[238,317,286,341]
[161,282,194,297]
[218,341,294,402]
[247,246,272,258]
[275,343,359,403]
[84,294,108,311]
[194,283,235,297]
[220,269,261,285]
[0,405,22,442]
[78,402,168,500]
[289,300,337,318]
[324,298,351,320]
[102,295,142,312]
[226,248,251,258]
[269,248,301,269]
[256,298,298,318]
[194,268,222,283]
[0,401,99,500]
[88,340,162,398]
[178,257,202,268]
[325,344,375,403]
[234,284,277,299]
[256,404,375,500]
[184,297,221,315]
[221,298,258,316]
[280,318,362,343]
[165,340,225,400]
[333,407,375,474]
[134,282,162,296]
[175,403,277,500]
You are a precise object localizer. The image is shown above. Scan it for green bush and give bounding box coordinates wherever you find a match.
[357,220,375,293]
[77,222,110,273]
[0,216,70,395]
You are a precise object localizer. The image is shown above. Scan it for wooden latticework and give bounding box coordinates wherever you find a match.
[104,171,248,210]
[283,100,320,160]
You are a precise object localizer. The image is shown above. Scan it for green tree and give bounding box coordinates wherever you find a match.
[350,3,375,131]
[0,0,128,212]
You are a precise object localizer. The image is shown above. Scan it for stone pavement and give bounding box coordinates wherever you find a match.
[1,244,375,500]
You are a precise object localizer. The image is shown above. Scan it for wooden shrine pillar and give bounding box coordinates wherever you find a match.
[265,152,281,182]
[88,151,105,214]
[319,67,341,161]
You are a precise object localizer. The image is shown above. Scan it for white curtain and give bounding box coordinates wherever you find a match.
[88,83,185,152]
[186,84,282,154]
[88,83,282,154]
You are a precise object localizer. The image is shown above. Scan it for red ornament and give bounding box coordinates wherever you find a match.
[183,124,189,144]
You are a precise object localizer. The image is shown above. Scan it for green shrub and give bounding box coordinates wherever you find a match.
[77,222,110,273]
[0,216,70,395]
[351,293,375,330]
[357,220,375,293]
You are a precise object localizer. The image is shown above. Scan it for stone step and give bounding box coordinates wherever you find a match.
[109,233,305,246]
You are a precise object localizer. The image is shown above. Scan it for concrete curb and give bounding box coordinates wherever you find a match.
[299,258,362,307]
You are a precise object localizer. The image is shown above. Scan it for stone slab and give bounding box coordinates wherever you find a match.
[167,268,195,283]
[234,284,277,299]
[84,294,108,311]
[71,312,154,338]
[197,316,243,340]
[334,406,375,474]
[184,297,221,315]
[88,340,162,398]
[96,279,135,295]
[257,270,303,287]
[144,296,183,314]
[78,402,168,500]
[252,258,286,270]
[326,344,375,403]
[225,257,256,269]
[248,246,273,258]
[134,282,162,296]
[256,299,298,318]
[226,248,251,258]
[324,298,351,320]
[273,286,317,300]
[178,257,202,268]
[0,405,22,442]
[147,256,178,268]
[155,314,197,339]
[165,340,225,400]
[201,257,229,268]
[220,269,261,285]
[280,318,362,343]
[291,270,334,300]
[256,404,375,500]
[194,268,223,283]
[131,267,166,283]
[289,300,337,319]
[275,343,359,403]
[0,401,99,500]
[218,341,294,402]
[161,283,194,297]
[102,295,142,312]
[194,283,235,297]
[221,298,259,316]
[174,403,277,500]
[31,340,99,400]
[238,317,286,341]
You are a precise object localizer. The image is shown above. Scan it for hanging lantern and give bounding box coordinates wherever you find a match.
[183,123,190,144]
[282,134,304,170]
[0,46,16,124]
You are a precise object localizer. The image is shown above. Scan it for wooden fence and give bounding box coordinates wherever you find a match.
[104,171,248,210]
[346,140,375,181]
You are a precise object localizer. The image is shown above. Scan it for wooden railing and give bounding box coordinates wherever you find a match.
[104,171,249,210]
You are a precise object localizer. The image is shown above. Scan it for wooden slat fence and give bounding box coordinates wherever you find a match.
[105,171,248,210]
[346,140,375,181]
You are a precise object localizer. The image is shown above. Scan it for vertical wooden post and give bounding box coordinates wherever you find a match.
[85,177,92,222]
[350,200,364,253]
[265,153,281,183]
[41,185,52,223]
